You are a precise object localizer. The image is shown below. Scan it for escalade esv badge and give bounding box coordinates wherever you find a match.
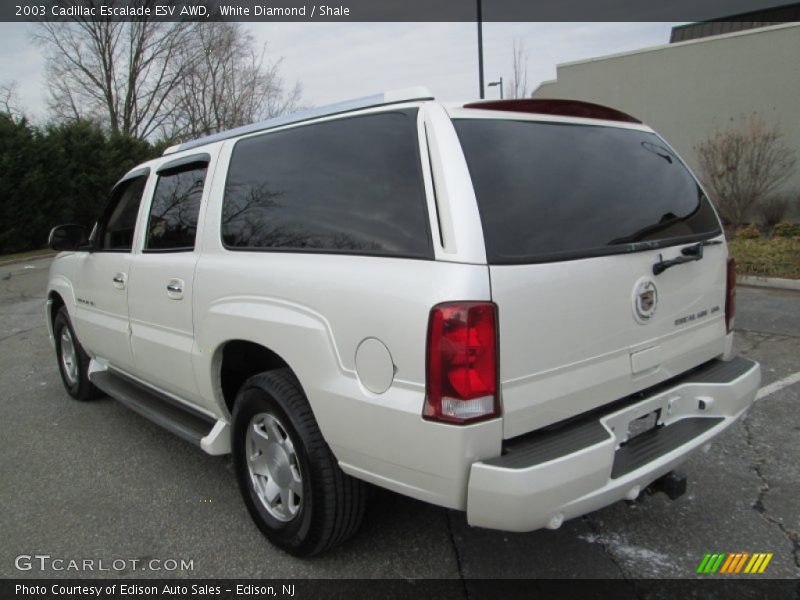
[633,277,658,323]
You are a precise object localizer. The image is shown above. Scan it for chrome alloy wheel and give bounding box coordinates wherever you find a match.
[60,328,79,386]
[246,412,303,522]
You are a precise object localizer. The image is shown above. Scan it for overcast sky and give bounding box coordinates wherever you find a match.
[0,22,678,123]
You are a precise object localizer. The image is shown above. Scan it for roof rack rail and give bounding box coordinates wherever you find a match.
[163,86,434,155]
[462,99,642,124]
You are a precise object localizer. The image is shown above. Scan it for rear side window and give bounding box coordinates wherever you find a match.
[454,119,721,264]
[221,109,432,259]
[145,163,208,251]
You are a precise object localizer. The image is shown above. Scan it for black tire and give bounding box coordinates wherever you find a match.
[232,369,366,556]
[53,306,101,401]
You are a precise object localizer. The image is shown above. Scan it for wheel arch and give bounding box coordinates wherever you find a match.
[46,271,77,342]
[47,290,66,327]
[215,339,303,416]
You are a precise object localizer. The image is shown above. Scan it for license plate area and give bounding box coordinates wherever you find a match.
[620,409,661,447]
[602,393,681,449]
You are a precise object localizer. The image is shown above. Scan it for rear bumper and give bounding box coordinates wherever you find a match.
[466,356,760,531]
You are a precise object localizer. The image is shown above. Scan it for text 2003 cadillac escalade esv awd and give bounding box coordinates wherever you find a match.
[46,88,760,556]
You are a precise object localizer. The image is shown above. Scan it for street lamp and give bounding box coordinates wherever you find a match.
[477,0,484,98]
[488,77,504,99]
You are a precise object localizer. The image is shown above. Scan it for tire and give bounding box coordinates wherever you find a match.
[232,369,366,556]
[53,306,101,401]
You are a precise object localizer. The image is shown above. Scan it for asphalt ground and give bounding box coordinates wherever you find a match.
[1,257,798,586]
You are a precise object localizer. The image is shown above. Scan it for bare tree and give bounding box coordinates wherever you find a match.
[696,114,797,228]
[166,23,302,140]
[0,81,22,118]
[506,39,529,99]
[33,2,196,139]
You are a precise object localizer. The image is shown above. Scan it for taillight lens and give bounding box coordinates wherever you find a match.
[424,302,499,424]
[725,257,736,333]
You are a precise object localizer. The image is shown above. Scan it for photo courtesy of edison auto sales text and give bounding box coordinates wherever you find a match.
[15,584,296,597]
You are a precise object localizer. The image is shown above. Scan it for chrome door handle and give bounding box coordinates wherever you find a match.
[112,273,126,289]
[166,278,185,300]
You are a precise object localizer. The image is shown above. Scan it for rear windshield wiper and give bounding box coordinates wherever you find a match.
[652,239,722,276]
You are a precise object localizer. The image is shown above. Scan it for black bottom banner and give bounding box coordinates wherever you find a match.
[3,579,799,600]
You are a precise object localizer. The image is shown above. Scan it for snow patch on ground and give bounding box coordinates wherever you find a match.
[579,532,678,575]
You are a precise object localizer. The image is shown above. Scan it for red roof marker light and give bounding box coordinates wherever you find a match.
[463,98,642,124]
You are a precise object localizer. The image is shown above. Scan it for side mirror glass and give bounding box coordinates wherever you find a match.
[48,224,88,251]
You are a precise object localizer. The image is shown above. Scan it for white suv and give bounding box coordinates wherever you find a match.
[46,88,760,556]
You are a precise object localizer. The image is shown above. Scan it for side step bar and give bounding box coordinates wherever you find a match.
[90,368,217,447]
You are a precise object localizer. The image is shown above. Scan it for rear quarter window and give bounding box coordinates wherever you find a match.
[221,109,432,259]
[453,118,721,264]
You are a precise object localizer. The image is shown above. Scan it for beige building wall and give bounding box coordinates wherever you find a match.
[533,23,800,218]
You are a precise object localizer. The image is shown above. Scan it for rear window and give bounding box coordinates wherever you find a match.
[221,109,432,259]
[453,119,721,264]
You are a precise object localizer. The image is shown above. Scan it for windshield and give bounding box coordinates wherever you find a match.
[453,118,721,264]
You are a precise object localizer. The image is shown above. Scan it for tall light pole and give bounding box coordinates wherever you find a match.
[477,0,484,99]
[488,77,503,99]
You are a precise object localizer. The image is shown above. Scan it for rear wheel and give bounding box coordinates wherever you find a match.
[232,369,366,556]
[53,306,101,401]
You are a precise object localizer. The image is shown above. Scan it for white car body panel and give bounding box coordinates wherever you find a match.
[492,238,728,439]
[69,251,136,371]
[125,147,223,404]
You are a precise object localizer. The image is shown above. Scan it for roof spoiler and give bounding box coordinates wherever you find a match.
[462,99,642,124]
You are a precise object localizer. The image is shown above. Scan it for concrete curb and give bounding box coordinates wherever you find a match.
[737,275,800,291]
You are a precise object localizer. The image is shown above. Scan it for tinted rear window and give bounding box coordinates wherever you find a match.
[221,109,432,259]
[454,119,721,264]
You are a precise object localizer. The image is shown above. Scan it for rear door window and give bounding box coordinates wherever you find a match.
[453,119,721,264]
[145,162,208,252]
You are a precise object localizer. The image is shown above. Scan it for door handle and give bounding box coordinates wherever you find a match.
[166,278,185,300]
[112,273,126,290]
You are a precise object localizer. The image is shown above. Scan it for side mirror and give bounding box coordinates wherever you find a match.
[48,224,88,251]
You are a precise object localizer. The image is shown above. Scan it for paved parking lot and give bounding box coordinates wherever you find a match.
[1,257,798,585]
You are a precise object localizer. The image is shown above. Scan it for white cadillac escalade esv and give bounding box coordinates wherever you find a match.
[46,88,760,556]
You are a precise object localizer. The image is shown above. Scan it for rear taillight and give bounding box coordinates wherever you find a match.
[726,257,736,333]
[423,302,499,424]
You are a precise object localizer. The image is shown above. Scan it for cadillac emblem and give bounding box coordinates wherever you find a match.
[633,278,658,323]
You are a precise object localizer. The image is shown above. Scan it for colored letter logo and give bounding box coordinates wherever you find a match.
[696,552,773,574]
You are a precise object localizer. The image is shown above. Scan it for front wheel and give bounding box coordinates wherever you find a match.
[232,369,366,556]
[53,306,101,401]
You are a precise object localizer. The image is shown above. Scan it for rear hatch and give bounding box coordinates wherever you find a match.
[453,115,729,439]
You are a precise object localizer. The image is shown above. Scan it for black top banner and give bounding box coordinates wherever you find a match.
[3,0,796,22]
